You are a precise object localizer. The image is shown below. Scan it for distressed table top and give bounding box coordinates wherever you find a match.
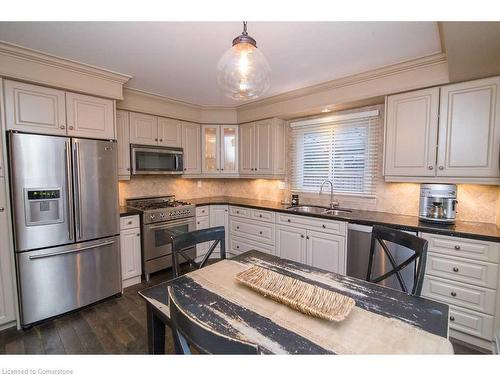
[139,250,453,354]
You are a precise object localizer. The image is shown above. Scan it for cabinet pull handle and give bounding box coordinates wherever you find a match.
[0,207,4,212]
[428,166,433,170]
[322,224,326,228]
[438,166,444,170]
[453,267,459,273]
[449,316,455,322]
[454,245,461,250]
[451,291,457,297]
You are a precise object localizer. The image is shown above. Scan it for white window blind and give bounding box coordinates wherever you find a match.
[290,109,380,197]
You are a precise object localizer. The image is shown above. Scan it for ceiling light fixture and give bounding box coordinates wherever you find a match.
[216,22,270,101]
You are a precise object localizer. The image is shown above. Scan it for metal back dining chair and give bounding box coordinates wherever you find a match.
[168,286,260,354]
[366,225,428,296]
[171,226,226,278]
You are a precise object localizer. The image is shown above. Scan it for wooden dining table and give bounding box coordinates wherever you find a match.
[139,250,454,354]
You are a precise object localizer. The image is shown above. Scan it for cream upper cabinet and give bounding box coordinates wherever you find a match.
[158,117,182,147]
[129,112,158,145]
[0,178,16,326]
[255,119,273,174]
[4,80,67,135]
[239,122,255,174]
[239,118,286,177]
[66,92,115,139]
[384,87,440,177]
[116,110,131,179]
[437,76,500,178]
[201,125,238,175]
[201,125,220,174]
[182,121,201,174]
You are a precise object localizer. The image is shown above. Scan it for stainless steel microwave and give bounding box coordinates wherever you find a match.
[131,145,184,175]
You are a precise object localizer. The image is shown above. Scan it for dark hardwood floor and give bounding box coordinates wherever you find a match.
[0,268,488,355]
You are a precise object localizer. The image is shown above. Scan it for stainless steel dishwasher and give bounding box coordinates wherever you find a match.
[347,224,418,292]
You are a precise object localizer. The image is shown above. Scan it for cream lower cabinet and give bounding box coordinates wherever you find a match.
[209,205,229,255]
[116,110,131,179]
[182,121,201,174]
[195,206,210,259]
[420,232,500,351]
[275,224,346,274]
[384,76,500,183]
[195,205,228,260]
[119,215,142,288]
[239,118,286,178]
[0,178,16,327]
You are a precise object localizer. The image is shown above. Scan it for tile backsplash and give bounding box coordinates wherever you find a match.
[119,176,500,225]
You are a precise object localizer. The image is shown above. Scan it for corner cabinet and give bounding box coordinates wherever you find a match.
[116,110,131,180]
[201,125,238,175]
[239,118,287,178]
[182,121,201,174]
[384,76,500,183]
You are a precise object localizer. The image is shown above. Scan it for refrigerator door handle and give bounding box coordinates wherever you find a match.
[64,140,74,241]
[28,240,116,260]
[73,141,83,240]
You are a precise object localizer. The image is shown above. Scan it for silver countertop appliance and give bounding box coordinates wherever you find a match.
[126,195,196,281]
[419,183,457,225]
[9,132,121,327]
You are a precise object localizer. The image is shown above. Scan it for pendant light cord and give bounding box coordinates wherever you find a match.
[242,21,248,36]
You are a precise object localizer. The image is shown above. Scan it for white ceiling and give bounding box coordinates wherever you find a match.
[0,22,442,107]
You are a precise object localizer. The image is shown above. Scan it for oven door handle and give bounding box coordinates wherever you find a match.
[147,219,196,230]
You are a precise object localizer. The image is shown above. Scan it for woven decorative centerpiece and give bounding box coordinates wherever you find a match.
[235,266,355,322]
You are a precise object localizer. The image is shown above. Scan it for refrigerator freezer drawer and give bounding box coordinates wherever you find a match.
[17,237,122,326]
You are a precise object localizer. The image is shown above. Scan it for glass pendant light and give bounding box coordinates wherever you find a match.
[217,22,270,100]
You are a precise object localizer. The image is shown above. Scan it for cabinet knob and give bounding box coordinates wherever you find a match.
[322,224,326,228]
[236,210,240,214]
[69,126,74,130]
[197,222,200,225]
[136,233,140,237]
[428,166,433,170]
[60,125,65,129]
[449,316,455,322]
[287,219,291,223]
[155,138,158,142]
[451,291,457,297]
[259,231,263,235]
[0,207,4,212]
[259,214,263,218]
[306,236,310,240]
[217,168,219,171]
[184,168,187,171]
[128,221,132,225]
[300,234,304,238]
[221,168,224,171]
[438,166,444,170]
[236,245,239,249]
[453,267,459,273]
[160,139,163,142]
[236,226,240,229]
[454,245,461,250]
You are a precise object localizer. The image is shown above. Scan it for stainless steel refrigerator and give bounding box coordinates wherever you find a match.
[9,132,121,326]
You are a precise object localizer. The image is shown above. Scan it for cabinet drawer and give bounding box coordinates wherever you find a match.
[421,233,500,263]
[196,206,209,217]
[230,217,275,245]
[230,235,274,256]
[229,206,252,219]
[276,213,346,236]
[426,253,499,289]
[120,215,140,230]
[422,276,496,315]
[448,305,494,341]
[251,209,275,223]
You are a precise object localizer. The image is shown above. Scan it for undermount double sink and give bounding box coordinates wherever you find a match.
[286,205,352,216]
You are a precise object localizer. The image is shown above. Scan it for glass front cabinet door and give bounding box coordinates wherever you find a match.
[201,125,238,175]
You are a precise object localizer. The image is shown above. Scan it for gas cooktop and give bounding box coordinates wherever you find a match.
[126,195,195,224]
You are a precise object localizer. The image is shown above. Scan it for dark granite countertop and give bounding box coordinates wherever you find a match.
[119,206,142,217]
[187,196,500,242]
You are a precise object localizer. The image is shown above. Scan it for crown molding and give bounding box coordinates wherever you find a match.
[0,41,131,99]
[236,53,448,111]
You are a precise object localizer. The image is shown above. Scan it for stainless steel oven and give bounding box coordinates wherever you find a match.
[131,144,184,175]
[143,216,196,277]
